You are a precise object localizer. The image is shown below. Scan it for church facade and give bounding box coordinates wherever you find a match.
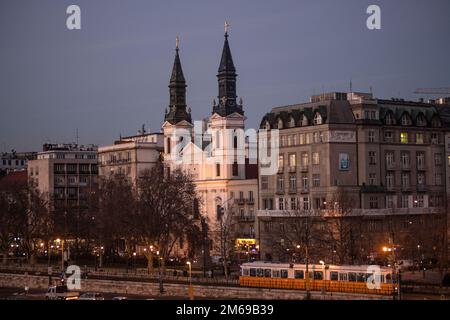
[161,29,259,262]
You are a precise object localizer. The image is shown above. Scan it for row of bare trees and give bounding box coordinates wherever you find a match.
[266,189,448,267]
[0,163,205,268]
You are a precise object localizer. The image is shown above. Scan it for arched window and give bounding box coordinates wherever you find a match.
[431,116,441,128]
[385,112,395,125]
[264,121,271,130]
[288,116,295,128]
[313,112,323,125]
[401,112,412,126]
[277,118,284,129]
[416,114,426,127]
[301,115,308,126]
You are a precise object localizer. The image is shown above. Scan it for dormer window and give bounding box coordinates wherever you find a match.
[416,114,426,127]
[431,116,441,128]
[277,118,284,129]
[288,117,295,128]
[385,112,395,125]
[313,112,323,125]
[301,115,308,126]
[264,121,271,130]
[401,113,412,126]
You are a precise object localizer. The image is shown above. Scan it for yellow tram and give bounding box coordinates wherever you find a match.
[239,262,396,296]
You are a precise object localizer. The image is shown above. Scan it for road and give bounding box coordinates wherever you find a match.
[0,287,187,300]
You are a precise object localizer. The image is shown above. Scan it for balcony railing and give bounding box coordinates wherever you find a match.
[386,162,396,170]
[289,166,297,173]
[237,198,245,205]
[417,184,427,192]
[300,165,308,172]
[401,163,411,170]
[246,198,255,205]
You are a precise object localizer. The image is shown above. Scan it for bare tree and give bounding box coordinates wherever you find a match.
[135,163,202,271]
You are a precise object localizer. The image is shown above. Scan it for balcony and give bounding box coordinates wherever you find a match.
[300,187,309,194]
[277,167,284,174]
[417,165,426,171]
[288,188,297,194]
[300,165,308,172]
[385,184,395,192]
[361,184,385,193]
[275,189,285,195]
[237,198,245,206]
[289,166,297,173]
[401,185,412,192]
[246,198,255,205]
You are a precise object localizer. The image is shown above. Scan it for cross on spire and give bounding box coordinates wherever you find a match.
[224,21,230,35]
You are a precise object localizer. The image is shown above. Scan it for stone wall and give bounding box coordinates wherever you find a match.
[0,272,390,300]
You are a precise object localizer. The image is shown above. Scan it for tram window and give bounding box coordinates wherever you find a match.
[330,271,338,281]
[242,269,249,276]
[385,274,392,283]
[380,275,385,283]
[339,273,348,281]
[250,268,256,277]
[264,269,272,278]
[257,268,264,277]
[348,272,357,282]
[294,270,304,279]
[272,269,280,278]
[313,271,323,280]
[281,270,288,278]
[357,273,367,282]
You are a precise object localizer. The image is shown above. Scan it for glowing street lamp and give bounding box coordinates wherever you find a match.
[187,261,193,300]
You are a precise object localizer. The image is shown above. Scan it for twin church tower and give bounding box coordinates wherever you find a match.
[161,23,258,228]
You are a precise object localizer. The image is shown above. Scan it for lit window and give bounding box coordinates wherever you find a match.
[313,112,323,125]
[400,132,408,144]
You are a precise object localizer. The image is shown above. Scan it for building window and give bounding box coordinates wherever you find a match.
[278,154,284,169]
[290,197,297,210]
[400,132,408,144]
[312,174,320,187]
[303,197,310,211]
[368,130,375,142]
[249,191,254,202]
[216,163,220,177]
[232,161,238,176]
[435,173,443,186]
[289,153,297,167]
[263,199,274,210]
[401,173,410,188]
[293,134,298,145]
[434,153,442,166]
[401,152,410,169]
[368,151,377,165]
[417,173,425,186]
[416,133,424,144]
[278,197,285,210]
[386,195,395,209]
[384,131,393,142]
[302,115,308,126]
[416,114,426,126]
[431,133,439,144]
[386,172,394,189]
[386,152,395,168]
[385,112,395,125]
[289,175,296,192]
[299,134,305,145]
[413,195,424,208]
[167,137,171,154]
[369,197,378,209]
[401,113,412,126]
[401,195,409,208]
[369,173,376,185]
[301,175,308,190]
[313,112,323,125]
[261,176,269,190]
[277,175,284,191]
[301,153,309,167]
[416,152,425,170]
[312,152,320,165]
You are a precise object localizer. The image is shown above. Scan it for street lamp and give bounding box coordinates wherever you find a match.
[55,238,64,271]
[187,261,193,300]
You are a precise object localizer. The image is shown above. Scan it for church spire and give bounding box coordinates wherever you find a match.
[165,36,192,124]
[213,22,243,117]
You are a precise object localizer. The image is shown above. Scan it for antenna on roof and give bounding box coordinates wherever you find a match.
[76,128,79,145]
[349,79,353,93]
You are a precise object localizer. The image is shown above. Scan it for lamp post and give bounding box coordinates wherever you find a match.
[157,250,164,294]
[55,238,64,271]
[187,261,193,300]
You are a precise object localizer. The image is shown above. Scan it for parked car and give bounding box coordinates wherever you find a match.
[45,285,79,300]
[112,296,128,300]
[78,292,105,300]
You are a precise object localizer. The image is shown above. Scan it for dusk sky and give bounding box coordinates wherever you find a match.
[1,0,449,152]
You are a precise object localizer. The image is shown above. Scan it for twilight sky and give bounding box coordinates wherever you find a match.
[1,0,449,152]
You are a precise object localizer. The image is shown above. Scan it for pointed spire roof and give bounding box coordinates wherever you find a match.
[170,37,186,84]
[218,24,236,74]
